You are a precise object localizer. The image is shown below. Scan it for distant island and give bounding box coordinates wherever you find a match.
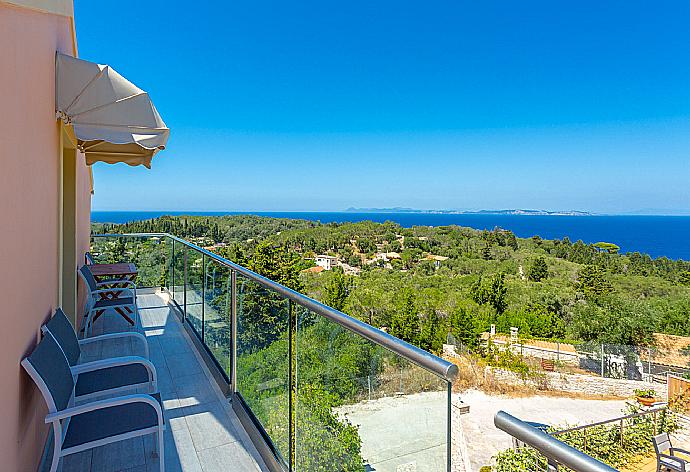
[345,207,593,216]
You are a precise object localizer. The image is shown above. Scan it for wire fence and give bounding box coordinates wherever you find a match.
[458,334,690,384]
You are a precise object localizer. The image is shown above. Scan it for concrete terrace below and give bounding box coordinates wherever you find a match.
[59,290,267,472]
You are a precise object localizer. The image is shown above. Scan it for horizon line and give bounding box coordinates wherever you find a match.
[90,209,690,217]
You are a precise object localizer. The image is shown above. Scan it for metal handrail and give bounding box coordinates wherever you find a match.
[494,411,618,472]
[92,232,459,382]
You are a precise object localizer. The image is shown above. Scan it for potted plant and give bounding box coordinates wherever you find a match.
[635,388,657,407]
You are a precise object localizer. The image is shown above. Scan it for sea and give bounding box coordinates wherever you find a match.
[91,211,690,261]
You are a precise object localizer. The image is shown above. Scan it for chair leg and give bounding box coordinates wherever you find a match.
[85,309,96,338]
[158,427,165,472]
[150,430,159,459]
[134,304,140,331]
[50,424,61,472]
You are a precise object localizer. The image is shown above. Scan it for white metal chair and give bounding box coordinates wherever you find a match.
[43,308,155,401]
[46,308,149,359]
[22,332,164,472]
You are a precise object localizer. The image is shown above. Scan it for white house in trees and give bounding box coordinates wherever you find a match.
[315,255,337,270]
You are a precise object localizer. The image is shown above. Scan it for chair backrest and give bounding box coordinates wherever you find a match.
[42,308,81,366]
[85,252,95,265]
[653,432,672,455]
[21,333,74,413]
[78,264,98,292]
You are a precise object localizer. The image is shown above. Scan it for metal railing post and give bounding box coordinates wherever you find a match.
[183,246,188,322]
[447,381,452,472]
[648,348,652,382]
[201,253,206,342]
[159,236,165,291]
[231,270,237,393]
[557,342,560,363]
[289,299,296,471]
[171,238,175,299]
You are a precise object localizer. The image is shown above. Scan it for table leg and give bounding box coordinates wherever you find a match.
[115,307,135,325]
[92,309,105,323]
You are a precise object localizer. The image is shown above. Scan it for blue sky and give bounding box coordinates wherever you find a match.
[76,1,690,214]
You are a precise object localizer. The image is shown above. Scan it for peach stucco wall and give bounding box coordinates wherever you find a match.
[0,3,90,470]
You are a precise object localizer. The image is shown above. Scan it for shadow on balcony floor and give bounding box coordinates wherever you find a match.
[56,289,268,472]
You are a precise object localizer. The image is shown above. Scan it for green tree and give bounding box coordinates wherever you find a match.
[471,273,508,314]
[356,237,376,253]
[107,237,127,263]
[217,243,248,266]
[578,264,613,298]
[679,271,690,286]
[471,276,489,305]
[235,241,306,352]
[390,288,419,344]
[448,306,480,349]
[346,285,388,327]
[594,241,620,254]
[418,310,443,353]
[250,241,303,292]
[528,256,548,282]
[294,384,363,471]
[568,296,655,347]
[400,249,422,269]
[322,269,350,312]
[506,232,519,251]
[488,273,508,314]
[237,319,369,471]
[342,253,358,267]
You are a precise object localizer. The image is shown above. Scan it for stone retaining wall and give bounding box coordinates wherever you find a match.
[489,367,668,399]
